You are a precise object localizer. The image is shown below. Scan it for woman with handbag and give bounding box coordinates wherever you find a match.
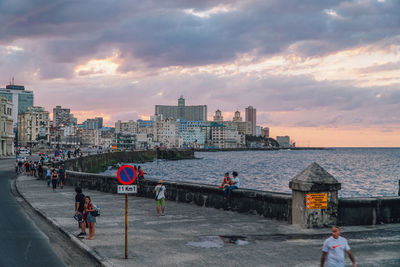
[83,196,96,240]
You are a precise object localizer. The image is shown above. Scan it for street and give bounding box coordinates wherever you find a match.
[0,158,65,267]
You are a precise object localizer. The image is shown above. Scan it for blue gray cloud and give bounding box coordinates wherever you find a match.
[1,0,399,74]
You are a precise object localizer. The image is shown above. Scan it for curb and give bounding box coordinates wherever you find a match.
[14,176,115,267]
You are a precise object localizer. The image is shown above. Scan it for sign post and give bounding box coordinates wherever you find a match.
[117,165,137,259]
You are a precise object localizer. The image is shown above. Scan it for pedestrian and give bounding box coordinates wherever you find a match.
[32,162,37,177]
[138,166,145,179]
[24,161,30,175]
[15,159,18,174]
[29,161,34,176]
[320,226,356,267]
[58,165,66,189]
[218,172,232,189]
[46,168,52,187]
[38,162,43,179]
[154,180,166,216]
[75,187,86,237]
[51,169,58,191]
[83,196,96,240]
[224,171,240,199]
[18,160,23,174]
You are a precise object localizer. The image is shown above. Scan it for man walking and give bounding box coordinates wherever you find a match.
[154,180,166,216]
[320,226,356,267]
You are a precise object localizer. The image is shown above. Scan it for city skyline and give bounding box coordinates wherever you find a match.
[1,0,399,147]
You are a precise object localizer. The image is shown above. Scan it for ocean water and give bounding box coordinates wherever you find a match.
[103,148,400,198]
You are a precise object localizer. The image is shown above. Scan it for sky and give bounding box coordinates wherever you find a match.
[0,0,399,147]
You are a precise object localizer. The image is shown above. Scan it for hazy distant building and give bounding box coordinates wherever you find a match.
[263,127,270,138]
[245,106,256,136]
[230,111,252,135]
[115,120,138,134]
[0,96,14,155]
[276,136,290,148]
[256,126,263,137]
[213,110,223,122]
[82,117,103,130]
[18,106,50,146]
[155,96,207,121]
[0,84,34,126]
[53,105,77,127]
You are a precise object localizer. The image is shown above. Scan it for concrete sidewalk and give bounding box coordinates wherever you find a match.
[16,175,400,267]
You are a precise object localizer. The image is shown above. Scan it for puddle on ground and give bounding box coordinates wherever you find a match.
[187,235,249,248]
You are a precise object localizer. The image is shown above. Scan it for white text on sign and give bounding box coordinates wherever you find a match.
[118,185,137,194]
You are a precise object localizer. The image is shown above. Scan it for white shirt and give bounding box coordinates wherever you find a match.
[322,236,350,267]
[154,185,166,200]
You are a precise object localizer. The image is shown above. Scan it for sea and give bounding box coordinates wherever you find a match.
[103,148,400,198]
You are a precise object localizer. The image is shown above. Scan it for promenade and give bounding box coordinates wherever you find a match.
[16,175,400,267]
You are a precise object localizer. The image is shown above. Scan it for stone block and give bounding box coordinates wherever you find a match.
[289,162,341,228]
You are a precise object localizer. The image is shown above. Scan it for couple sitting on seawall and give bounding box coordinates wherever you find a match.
[219,171,240,199]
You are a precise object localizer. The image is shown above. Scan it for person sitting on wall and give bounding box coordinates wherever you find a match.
[138,166,146,179]
[218,172,232,189]
[224,171,240,199]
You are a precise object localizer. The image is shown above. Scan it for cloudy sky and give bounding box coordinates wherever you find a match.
[1,0,399,147]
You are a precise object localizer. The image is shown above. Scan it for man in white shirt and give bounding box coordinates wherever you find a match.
[321,226,356,267]
[154,180,166,216]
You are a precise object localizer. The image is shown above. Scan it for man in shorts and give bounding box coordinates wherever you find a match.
[154,180,166,216]
[321,226,356,267]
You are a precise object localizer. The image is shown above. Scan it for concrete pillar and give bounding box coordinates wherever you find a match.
[289,162,341,228]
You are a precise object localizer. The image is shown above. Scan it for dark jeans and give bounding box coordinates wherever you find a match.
[224,185,238,198]
[52,179,57,189]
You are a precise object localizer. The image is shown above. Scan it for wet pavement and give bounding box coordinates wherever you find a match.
[16,175,400,267]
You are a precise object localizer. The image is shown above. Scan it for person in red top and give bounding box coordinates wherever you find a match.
[218,172,231,189]
[138,166,146,179]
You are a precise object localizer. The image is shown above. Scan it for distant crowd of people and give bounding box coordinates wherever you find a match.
[15,158,44,178]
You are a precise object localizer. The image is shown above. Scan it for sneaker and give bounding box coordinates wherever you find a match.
[77,232,86,237]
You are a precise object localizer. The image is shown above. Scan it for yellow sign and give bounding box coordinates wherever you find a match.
[306,193,328,209]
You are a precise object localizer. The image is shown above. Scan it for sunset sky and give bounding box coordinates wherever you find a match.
[1,0,399,147]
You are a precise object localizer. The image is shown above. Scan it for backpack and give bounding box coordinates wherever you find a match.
[91,204,100,217]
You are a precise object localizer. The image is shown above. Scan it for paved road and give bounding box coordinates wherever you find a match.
[0,159,65,267]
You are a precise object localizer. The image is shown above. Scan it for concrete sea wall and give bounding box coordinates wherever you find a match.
[58,168,400,226]
[62,171,292,222]
[50,151,400,227]
[63,149,194,173]
[338,197,400,225]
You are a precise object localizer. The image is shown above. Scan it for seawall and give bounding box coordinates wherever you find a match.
[338,197,400,225]
[62,171,292,222]
[49,151,400,226]
[63,149,194,173]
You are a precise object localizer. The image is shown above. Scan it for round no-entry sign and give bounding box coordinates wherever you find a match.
[117,165,137,185]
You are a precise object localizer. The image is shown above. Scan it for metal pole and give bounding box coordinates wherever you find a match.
[125,193,128,259]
